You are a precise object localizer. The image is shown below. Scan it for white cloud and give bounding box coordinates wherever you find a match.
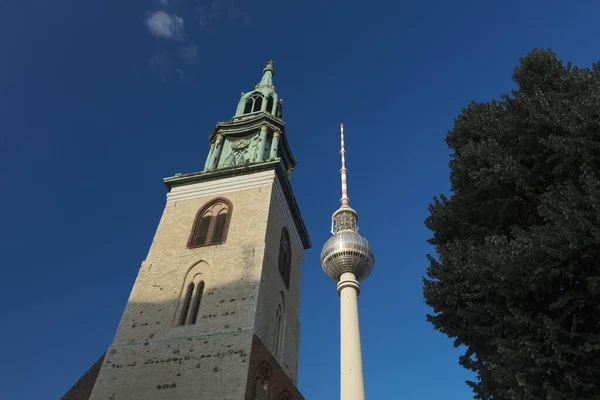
[143,2,251,82]
[146,11,184,39]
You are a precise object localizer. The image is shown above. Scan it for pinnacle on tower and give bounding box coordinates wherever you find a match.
[258,60,275,89]
[234,61,283,120]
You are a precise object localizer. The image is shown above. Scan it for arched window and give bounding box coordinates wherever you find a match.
[188,198,232,248]
[266,95,274,115]
[244,99,253,114]
[189,281,205,324]
[254,362,270,400]
[278,228,292,289]
[175,262,208,326]
[179,282,195,325]
[253,95,263,112]
[243,93,265,115]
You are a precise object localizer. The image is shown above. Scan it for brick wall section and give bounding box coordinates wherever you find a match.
[244,335,305,400]
[62,352,106,400]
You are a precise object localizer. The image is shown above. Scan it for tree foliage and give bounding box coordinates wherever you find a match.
[423,49,600,400]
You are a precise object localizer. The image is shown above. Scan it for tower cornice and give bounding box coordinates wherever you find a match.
[164,160,311,250]
[208,112,297,173]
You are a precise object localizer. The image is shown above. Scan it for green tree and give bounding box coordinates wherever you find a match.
[424,49,600,400]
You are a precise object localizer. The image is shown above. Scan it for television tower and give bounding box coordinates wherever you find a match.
[320,123,375,400]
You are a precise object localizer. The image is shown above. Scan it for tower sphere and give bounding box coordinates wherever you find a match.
[320,230,374,282]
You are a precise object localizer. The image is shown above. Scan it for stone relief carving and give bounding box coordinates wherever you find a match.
[223,135,257,167]
[230,137,251,150]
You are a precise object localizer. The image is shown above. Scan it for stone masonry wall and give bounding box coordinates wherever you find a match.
[253,183,304,385]
[88,171,287,400]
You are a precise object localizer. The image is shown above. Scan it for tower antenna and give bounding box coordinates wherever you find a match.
[321,123,374,400]
[340,123,349,207]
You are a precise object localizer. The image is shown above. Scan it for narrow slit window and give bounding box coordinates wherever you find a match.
[273,304,282,355]
[278,228,292,289]
[189,281,205,324]
[179,282,195,325]
[266,96,274,114]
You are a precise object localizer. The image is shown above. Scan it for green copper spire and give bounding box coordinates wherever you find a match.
[258,61,275,89]
[234,61,283,120]
[199,62,296,176]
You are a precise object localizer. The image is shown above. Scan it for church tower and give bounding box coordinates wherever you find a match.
[69,62,311,400]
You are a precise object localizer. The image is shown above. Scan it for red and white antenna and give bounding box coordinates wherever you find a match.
[340,123,349,207]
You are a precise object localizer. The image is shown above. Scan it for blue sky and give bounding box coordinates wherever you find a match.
[1,1,599,399]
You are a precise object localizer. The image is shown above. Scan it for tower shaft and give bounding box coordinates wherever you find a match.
[321,124,374,400]
[337,272,366,400]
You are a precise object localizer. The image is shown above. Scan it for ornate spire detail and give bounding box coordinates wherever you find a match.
[258,61,275,89]
[233,61,283,120]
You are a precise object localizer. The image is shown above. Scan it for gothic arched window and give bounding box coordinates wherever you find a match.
[188,198,232,248]
[253,95,263,112]
[189,281,205,324]
[254,362,270,400]
[278,227,292,289]
[179,282,195,325]
[266,95,274,115]
[176,262,208,326]
[244,99,253,114]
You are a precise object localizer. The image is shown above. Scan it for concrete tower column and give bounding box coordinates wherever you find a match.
[337,272,365,400]
[321,124,374,400]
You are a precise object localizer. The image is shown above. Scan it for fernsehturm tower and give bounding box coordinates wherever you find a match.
[320,124,375,400]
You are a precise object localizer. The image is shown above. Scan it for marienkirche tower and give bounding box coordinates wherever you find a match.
[64,62,311,400]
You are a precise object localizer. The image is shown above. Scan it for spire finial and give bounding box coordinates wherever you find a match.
[258,60,275,88]
[340,123,349,207]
